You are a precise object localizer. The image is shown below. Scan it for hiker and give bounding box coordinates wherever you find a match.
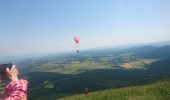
[84,88,88,96]
[0,65,28,100]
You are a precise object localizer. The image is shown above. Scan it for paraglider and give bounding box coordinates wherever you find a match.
[74,36,80,53]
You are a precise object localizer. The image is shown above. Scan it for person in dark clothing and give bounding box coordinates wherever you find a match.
[84,88,88,96]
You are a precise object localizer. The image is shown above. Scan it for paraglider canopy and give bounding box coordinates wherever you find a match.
[74,37,79,44]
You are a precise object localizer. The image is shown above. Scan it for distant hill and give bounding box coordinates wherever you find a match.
[126,46,170,59]
[36,80,170,100]
[149,40,170,46]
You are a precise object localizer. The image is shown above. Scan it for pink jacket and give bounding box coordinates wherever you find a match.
[0,80,28,100]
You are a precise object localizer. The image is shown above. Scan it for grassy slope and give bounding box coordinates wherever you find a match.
[37,80,170,100]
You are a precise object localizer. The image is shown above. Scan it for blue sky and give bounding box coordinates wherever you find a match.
[0,0,170,57]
